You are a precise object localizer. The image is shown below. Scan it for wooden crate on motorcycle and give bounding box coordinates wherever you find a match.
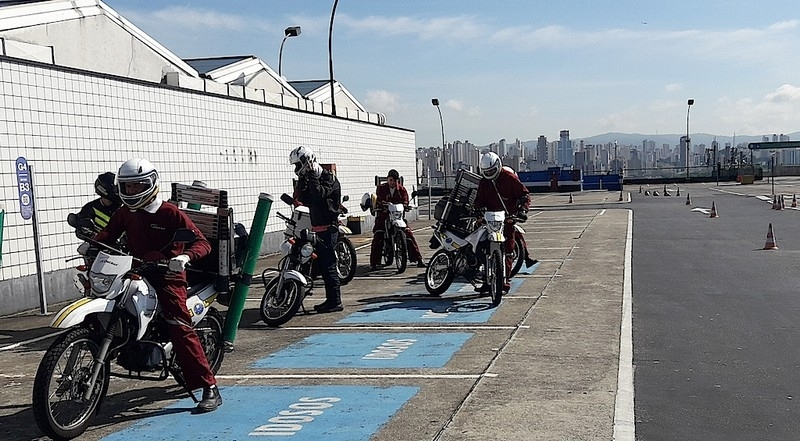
[436,169,481,236]
[169,183,236,291]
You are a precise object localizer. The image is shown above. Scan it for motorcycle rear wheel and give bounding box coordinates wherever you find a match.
[32,326,109,441]
[425,249,455,296]
[196,308,225,373]
[260,277,303,327]
[394,231,407,274]
[335,236,357,285]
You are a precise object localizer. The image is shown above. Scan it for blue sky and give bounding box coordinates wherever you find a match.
[105,0,800,147]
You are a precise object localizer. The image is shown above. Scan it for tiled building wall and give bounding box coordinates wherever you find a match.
[0,57,416,314]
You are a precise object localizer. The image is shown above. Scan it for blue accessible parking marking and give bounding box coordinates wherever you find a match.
[252,332,473,369]
[340,277,524,324]
[101,385,418,441]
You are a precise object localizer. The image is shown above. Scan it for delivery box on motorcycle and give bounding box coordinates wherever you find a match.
[435,169,482,236]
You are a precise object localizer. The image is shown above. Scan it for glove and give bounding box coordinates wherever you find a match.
[77,242,91,256]
[168,254,191,272]
[516,211,528,223]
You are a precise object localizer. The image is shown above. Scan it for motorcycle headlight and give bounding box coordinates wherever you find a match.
[89,273,115,295]
[391,211,403,220]
[488,220,504,232]
[300,243,314,258]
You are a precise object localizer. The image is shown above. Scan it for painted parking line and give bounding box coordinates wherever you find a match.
[101,385,418,441]
[338,278,525,324]
[252,332,473,369]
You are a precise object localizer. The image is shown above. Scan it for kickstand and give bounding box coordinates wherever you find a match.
[171,365,200,403]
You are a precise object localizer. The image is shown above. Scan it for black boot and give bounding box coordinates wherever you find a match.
[314,299,343,313]
[196,385,222,413]
[524,256,538,267]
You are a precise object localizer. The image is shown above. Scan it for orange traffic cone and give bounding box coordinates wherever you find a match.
[639,186,642,194]
[676,186,681,197]
[792,194,797,208]
[763,223,778,250]
[709,201,718,218]
[685,193,691,205]
[568,193,574,204]
[780,195,785,210]
[772,195,778,210]
[618,190,624,201]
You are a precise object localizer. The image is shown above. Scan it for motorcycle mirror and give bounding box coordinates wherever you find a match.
[66,213,80,228]
[342,195,349,203]
[172,228,197,244]
[280,193,295,206]
[411,190,418,199]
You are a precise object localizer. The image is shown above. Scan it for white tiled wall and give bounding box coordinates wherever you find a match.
[0,57,416,287]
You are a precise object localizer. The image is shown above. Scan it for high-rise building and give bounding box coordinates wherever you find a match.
[537,135,548,164]
[558,130,572,166]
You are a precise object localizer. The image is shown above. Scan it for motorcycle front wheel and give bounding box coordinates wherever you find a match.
[393,231,408,274]
[335,236,357,285]
[32,326,110,441]
[488,250,505,306]
[260,277,304,327]
[425,249,455,296]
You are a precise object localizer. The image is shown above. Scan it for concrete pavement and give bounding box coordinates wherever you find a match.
[0,189,632,441]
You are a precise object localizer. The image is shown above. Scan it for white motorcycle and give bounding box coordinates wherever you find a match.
[259,193,319,327]
[425,209,510,306]
[32,214,225,440]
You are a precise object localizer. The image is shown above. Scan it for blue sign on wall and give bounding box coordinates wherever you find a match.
[14,157,33,220]
[253,332,473,369]
[101,385,419,441]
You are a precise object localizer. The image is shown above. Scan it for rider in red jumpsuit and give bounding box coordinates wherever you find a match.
[474,152,530,291]
[369,169,425,270]
[94,158,221,413]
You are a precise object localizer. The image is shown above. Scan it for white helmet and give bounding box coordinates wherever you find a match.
[479,152,502,180]
[289,146,317,177]
[116,158,160,209]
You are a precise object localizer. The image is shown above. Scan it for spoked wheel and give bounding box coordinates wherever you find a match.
[259,277,304,327]
[488,251,505,306]
[335,236,357,285]
[32,326,109,441]
[382,233,394,266]
[425,249,455,296]
[509,235,525,277]
[393,231,407,274]
[195,308,225,373]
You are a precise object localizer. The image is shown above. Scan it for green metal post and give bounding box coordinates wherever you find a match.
[222,193,273,350]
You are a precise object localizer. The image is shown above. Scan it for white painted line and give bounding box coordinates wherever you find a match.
[613,209,635,441]
[0,329,67,352]
[599,209,606,215]
[216,373,499,380]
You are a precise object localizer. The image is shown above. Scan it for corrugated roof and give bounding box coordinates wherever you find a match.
[289,80,330,97]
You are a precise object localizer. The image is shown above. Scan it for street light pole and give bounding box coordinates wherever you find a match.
[614,140,618,174]
[278,26,301,78]
[328,0,339,116]
[686,99,694,181]
[432,98,446,190]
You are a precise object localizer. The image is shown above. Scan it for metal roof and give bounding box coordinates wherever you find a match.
[183,56,253,76]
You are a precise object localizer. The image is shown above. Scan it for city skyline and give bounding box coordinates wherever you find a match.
[105,0,800,147]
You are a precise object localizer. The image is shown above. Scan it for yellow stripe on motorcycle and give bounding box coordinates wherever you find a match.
[339,226,353,235]
[51,297,93,328]
[489,232,505,242]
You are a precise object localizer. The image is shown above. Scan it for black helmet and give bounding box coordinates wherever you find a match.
[387,169,400,180]
[95,172,120,203]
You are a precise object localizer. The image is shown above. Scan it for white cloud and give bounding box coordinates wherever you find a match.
[123,6,271,33]
[444,100,464,112]
[665,83,683,93]
[766,84,800,102]
[363,90,401,113]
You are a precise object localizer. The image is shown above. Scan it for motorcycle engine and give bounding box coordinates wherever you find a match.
[116,342,164,372]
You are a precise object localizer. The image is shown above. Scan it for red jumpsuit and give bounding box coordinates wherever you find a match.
[95,200,215,391]
[370,182,423,266]
[474,168,530,282]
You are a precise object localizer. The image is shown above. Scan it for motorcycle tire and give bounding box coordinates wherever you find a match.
[425,249,455,296]
[33,326,110,441]
[489,251,505,306]
[394,231,407,274]
[335,236,357,285]
[260,277,304,327]
[509,235,525,278]
[383,234,394,266]
[196,308,225,373]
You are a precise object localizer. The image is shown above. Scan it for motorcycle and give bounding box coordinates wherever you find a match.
[425,207,512,306]
[259,193,319,327]
[377,202,412,274]
[334,195,357,285]
[32,214,225,440]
